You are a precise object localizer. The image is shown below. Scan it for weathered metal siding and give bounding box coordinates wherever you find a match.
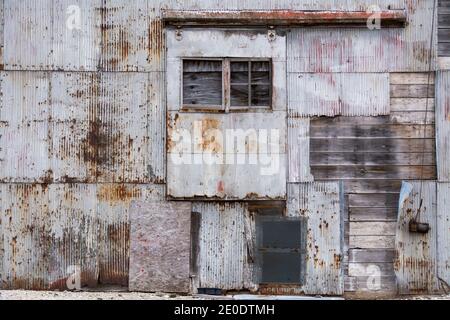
[0,71,163,183]
[287,1,437,72]
[394,181,440,294]
[287,117,313,183]
[0,183,164,289]
[167,112,287,200]
[436,70,450,181]
[437,182,450,286]
[287,182,343,295]
[192,202,256,291]
[288,73,390,117]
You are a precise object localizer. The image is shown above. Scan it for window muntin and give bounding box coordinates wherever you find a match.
[182,58,272,111]
[182,59,223,108]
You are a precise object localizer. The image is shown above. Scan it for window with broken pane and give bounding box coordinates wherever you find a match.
[182,58,272,111]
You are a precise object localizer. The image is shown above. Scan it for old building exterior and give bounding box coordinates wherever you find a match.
[0,0,449,298]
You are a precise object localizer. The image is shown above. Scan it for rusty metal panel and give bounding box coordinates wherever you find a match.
[0,71,52,182]
[129,201,191,293]
[0,183,164,289]
[46,184,99,289]
[288,73,390,116]
[437,182,450,286]
[288,117,313,183]
[0,0,4,70]
[3,0,163,71]
[100,0,163,72]
[167,111,287,200]
[1,71,155,183]
[287,1,437,72]
[0,183,98,289]
[0,184,50,289]
[287,182,344,295]
[436,70,450,181]
[394,181,440,294]
[96,183,164,286]
[192,202,255,291]
[4,0,102,71]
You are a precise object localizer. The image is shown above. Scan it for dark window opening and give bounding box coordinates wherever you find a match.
[256,215,307,285]
[182,58,272,111]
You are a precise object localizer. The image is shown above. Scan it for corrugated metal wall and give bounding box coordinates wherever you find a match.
[0,0,445,295]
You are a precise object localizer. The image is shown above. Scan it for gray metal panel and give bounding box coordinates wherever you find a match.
[192,202,255,291]
[0,183,164,289]
[437,182,450,286]
[100,0,163,72]
[4,0,102,71]
[0,71,52,182]
[1,71,159,183]
[288,73,390,116]
[394,181,440,294]
[287,182,343,295]
[287,117,313,182]
[3,0,163,71]
[287,1,437,72]
[436,70,450,181]
[129,201,191,293]
[167,111,287,200]
[96,184,164,285]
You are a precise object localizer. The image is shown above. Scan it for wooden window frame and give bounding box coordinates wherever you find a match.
[181,57,272,112]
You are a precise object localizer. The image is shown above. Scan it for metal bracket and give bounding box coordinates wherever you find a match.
[175,27,183,41]
[267,27,276,41]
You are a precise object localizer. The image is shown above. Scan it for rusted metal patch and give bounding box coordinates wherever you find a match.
[287,182,344,295]
[3,0,163,71]
[0,71,161,183]
[0,183,164,289]
[394,181,440,294]
[162,9,407,27]
[288,117,313,183]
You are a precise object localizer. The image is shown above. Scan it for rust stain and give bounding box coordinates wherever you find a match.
[200,118,222,153]
[97,184,141,203]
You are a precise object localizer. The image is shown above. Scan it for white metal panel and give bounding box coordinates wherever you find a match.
[394,181,440,294]
[288,73,390,116]
[167,111,287,199]
[287,182,343,295]
[288,117,313,182]
[436,70,450,181]
[166,28,286,111]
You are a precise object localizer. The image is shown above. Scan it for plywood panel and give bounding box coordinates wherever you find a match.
[129,201,192,293]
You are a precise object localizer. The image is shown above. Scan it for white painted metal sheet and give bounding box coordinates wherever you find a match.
[288,73,390,116]
[288,117,313,182]
[167,111,287,200]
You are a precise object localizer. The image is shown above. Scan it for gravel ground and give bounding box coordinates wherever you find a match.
[0,290,449,300]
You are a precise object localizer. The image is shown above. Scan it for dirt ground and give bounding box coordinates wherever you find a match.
[0,290,449,300]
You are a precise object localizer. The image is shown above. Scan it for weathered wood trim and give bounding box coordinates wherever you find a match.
[162,9,407,27]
